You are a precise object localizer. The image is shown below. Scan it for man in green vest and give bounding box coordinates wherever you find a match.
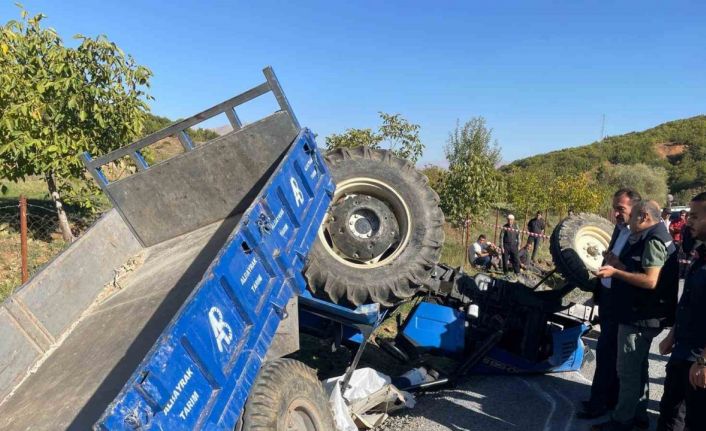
[592,200,679,431]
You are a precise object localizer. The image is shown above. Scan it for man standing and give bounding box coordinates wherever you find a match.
[657,192,706,431]
[578,188,641,420]
[527,211,545,263]
[469,234,491,269]
[669,210,687,246]
[661,208,671,231]
[593,200,679,431]
[500,214,520,276]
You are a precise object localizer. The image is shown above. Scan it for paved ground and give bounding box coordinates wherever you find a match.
[375,330,670,431]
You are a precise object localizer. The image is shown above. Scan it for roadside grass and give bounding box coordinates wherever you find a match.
[2,177,49,200]
[0,230,68,301]
[0,177,94,302]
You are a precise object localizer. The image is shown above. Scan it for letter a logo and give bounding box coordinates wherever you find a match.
[290,177,304,207]
[208,306,233,353]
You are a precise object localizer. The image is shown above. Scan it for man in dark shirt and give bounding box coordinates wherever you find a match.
[527,211,545,263]
[657,192,706,431]
[500,214,520,276]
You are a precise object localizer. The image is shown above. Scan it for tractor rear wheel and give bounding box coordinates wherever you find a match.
[305,146,444,306]
[550,213,614,291]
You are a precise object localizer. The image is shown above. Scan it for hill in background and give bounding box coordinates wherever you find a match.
[505,115,706,201]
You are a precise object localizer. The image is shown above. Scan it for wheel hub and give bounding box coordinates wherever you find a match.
[327,195,399,261]
[574,226,611,271]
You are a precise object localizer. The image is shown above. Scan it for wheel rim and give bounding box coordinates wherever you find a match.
[573,225,611,272]
[318,177,412,268]
[284,399,320,431]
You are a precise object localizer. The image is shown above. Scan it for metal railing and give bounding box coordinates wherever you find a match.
[82,66,299,187]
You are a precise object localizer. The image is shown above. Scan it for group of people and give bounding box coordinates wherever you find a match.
[469,211,546,277]
[579,188,705,431]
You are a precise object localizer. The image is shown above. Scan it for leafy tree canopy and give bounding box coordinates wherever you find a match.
[0,7,152,210]
[419,164,446,197]
[325,112,424,163]
[440,117,502,222]
[596,163,669,205]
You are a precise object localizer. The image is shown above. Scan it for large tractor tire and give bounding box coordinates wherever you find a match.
[241,359,335,431]
[550,213,614,291]
[305,146,445,306]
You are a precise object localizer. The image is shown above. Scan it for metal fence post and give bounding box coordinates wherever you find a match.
[19,195,29,283]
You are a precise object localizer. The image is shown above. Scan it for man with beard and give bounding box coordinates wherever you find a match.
[578,189,641,421]
[657,192,706,431]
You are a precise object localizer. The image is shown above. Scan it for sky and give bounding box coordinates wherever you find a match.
[2,1,705,165]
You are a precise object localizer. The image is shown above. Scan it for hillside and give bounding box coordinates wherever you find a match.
[505,115,706,196]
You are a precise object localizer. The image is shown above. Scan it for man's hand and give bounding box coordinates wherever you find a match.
[659,330,675,355]
[689,361,706,390]
[596,265,617,278]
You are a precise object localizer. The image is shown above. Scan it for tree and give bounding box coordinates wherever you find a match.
[440,117,502,223]
[549,174,605,215]
[325,112,424,163]
[0,8,152,240]
[419,164,447,197]
[505,167,553,225]
[325,128,381,150]
[596,163,669,205]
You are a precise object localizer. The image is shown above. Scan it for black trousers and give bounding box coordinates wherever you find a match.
[658,359,688,431]
[658,358,706,431]
[502,247,520,274]
[685,375,706,430]
[587,316,620,410]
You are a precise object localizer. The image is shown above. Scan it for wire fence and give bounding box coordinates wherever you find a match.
[0,197,101,301]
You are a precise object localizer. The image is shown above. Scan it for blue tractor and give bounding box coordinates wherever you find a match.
[0,67,604,431]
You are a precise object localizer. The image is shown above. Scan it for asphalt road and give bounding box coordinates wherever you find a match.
[375,330,670,431]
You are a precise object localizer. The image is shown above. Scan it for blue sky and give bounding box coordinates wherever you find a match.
[3,1,704,164]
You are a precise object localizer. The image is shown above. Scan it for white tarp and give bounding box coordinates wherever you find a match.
[324,368,415,431]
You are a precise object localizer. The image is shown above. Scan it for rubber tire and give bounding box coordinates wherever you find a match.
[305,146,445,306]
[550,213,614,291]
[241,359,334,431]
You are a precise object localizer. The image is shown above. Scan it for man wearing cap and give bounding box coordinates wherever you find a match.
[500,214,520,276]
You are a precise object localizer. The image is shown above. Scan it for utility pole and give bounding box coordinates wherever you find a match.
[600,114,606,140]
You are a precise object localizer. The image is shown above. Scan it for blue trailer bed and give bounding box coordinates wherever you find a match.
[99,129,333,430]
[0,68,334,430]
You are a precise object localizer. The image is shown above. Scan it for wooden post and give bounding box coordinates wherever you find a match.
[464,216,471,265]
[19,195,29,283]
[494,208,500,245]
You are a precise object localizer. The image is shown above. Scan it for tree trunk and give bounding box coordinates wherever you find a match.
[46,173,75,243]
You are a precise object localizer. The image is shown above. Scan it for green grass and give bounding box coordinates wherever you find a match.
[0,230,68,301]
[2,177,49,200]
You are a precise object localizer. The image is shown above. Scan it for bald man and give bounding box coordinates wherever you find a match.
[593,200,679,431]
